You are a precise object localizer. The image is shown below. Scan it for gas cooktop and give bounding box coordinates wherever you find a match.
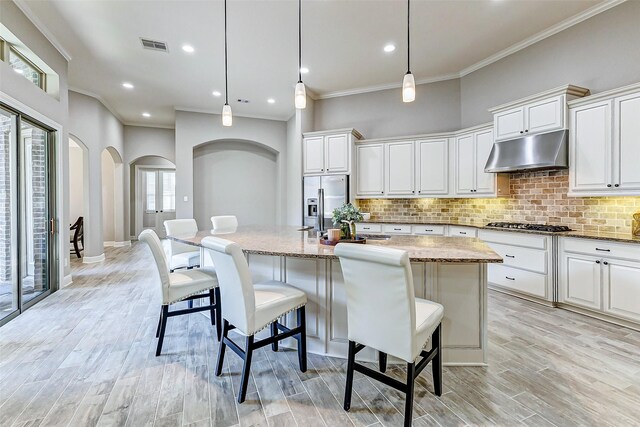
[486,222,572,233]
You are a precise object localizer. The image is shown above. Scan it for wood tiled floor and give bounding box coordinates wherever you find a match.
[1,244,640,426]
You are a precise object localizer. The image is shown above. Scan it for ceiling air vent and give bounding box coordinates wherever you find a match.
[140,38,168,52]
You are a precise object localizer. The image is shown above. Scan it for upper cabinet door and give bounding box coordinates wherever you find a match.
[570,101,612,192]
[615,92,640,191]
[303,137,325,175]
[386,141,414,195]
[325,134,349,174]
[474,129,496,194]
[494,107,524,141]
[525,95,565,134]
[356,144,384,196]
[416,139,448,195]
[455,134,475,195]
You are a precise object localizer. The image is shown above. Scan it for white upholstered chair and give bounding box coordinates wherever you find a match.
[211,215,238,232]
[139,229,222,356]
[201,236,308,404]
[334,243,444,427]
[164,219,201,272]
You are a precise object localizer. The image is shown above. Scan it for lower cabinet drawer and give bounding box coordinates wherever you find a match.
[488,264,548,298]
[355,223,382,233]
[383,224,412,234]
[412,225,446,236]
[486,243,547,274]
[563,237,640,261]
[449,226,478,238]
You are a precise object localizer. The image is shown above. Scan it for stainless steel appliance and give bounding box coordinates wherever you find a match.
[486,222,572,232]
[303,175,349,231]
[484,129,568,173]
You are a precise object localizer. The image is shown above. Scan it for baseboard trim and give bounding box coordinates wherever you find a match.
[114,240,131,247]
[62,274,73,288]
[83,253,105,264]
[103,241,115,248]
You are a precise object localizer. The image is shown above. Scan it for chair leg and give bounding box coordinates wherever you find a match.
[297,307,307,372]
[214,288,222,341]
[155,305,169,356]
[73,240,81,258]
[432,324,442,396]
[209,289,216,326]
[238,335,255,404]
[155,307,164,338]
[215,320,229,376]
[343,340,356,411]
[188,300,193,309]
[379,351,387,373]
[270,322,279,352]
[404,362,416,427]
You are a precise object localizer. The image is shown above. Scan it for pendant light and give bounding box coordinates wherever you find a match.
[402,0,415,103]
[294,0,306,109]
[222,0,232,126]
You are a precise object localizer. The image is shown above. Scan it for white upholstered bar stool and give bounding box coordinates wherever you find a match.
[139,229,222,355]
[211,215,238,232]
[334,243,444,427]
[164,219,201,272]
[201,236,308,404]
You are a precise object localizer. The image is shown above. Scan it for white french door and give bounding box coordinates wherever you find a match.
[136,167,176,238]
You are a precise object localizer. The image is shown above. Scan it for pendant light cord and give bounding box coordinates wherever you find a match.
[224,0,229,105]
[407,0,410,74]
[298,0,302,83]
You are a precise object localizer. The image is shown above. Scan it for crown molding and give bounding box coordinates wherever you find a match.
[458,0,627,77]
[69,87,126,123]
[174,106,290,123]
[122,122,175,130]
[13,0,73,62]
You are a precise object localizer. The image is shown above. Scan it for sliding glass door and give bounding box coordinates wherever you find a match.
[0,105,55,325]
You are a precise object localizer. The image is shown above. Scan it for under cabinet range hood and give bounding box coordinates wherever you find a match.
[484,130,569,173]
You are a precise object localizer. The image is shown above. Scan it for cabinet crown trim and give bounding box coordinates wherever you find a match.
[489,84,590,113]
[357,123,492,145]
[568,81,640,107]
[303,128,363,139]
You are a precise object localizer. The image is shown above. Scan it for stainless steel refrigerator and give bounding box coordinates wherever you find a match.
[303,175,349,231]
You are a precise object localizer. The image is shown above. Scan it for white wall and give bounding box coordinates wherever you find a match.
[68,143,84,221]
[193,141,278,230]
[174,110,287,224]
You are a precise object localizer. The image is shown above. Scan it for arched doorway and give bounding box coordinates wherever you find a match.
[101,147,125,248]
[193,139,278,230]
[68,136,89,262]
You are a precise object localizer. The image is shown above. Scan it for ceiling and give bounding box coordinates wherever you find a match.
[18,0,613,127]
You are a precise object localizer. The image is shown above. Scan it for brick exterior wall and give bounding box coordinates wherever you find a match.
[356,170,640,234]
[29,130,48,292]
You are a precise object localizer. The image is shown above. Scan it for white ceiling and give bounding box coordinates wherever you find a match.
[19,0,614,127]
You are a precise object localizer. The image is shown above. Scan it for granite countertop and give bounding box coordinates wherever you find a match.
[168,226,503,263]
[359,220,640,244]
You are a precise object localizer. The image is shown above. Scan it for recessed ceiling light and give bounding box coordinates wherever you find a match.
[212,91,221,97]
[267,98,276,104]
[142,112,151,118]
[383,43,396,53]
[14,68,24,74]
[122,82,134,89]
[182,44,195,53]
[300,67,309,74]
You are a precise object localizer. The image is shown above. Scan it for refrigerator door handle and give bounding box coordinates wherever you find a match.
[318,188,324,231]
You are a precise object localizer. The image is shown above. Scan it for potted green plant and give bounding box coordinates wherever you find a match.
[332,203,364,240]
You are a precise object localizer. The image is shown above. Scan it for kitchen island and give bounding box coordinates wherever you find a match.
[169,226,502,365]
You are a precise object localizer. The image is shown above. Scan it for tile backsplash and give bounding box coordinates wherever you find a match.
[356,170,640,234]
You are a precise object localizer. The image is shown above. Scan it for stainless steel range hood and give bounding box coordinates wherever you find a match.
[484,130,568,173]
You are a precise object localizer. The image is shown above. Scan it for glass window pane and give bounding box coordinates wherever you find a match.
[145,171,156,211]
[9,48,43,88]
[162,171,175,211]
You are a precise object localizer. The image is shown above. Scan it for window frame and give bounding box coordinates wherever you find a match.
[8,45,47,91]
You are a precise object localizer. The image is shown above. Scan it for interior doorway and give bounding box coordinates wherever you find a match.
[132,157,176,238]
[68,138,87,259]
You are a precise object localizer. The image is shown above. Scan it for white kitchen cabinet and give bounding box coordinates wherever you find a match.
[386,141,415,196]
[475,129,495,194]
[303,129,362,176]
[494,107,525,141]
[455,134,475,194]
[415,139,448,196]
[455,127,507,197]
[562,254,602,310]
[568,82,640,196]
[603,259,640,323]
[356,144,384,196]
[448,226,477,238]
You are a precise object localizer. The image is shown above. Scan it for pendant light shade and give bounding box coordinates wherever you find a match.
[222,0,233,126]
[402,0,415,103]
[222,103,232,126]
[295,82,307,109]
[402,72,415,103]
[295,0,306,109]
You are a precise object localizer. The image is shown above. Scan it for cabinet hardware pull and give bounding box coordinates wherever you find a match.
[394,228,402,231]
[595,248,611,252]
[596,260,601,264]
[363,227,370,230]
[614,184,619,187]
[506,276,515,280]
[603,261,609,265]
[607,184,612,187]
[505,254,515,258]
[525,129,529,133]
[50,218,55,235]
[425,229,433,232]
[460,232,467,235]
[520,131,524,134]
